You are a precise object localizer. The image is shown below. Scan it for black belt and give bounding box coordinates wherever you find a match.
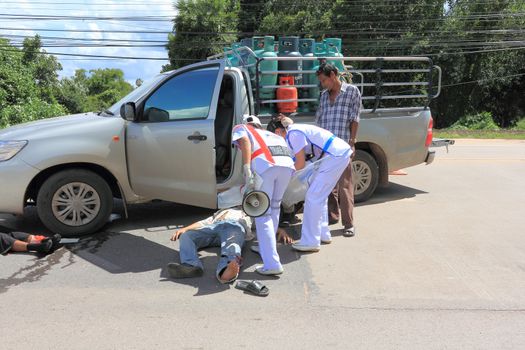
[268,145,293,158]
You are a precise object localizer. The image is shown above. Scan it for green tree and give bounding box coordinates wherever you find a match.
[74,68,134,113]
[432,0,525,127]
[22,35,62,103]
[257,0,333,37]
[166,0,240,70]
[55,77,89,114]
[0,37,66,128]
[238,0,269,34]
[330,0,446,56]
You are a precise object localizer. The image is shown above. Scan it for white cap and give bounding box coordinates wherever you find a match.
[242,114,262,127]
[280,116,294,128]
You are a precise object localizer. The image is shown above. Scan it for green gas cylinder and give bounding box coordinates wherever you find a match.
[240,38,254,50]
[314,41,327,57]
[239,37,258,76]
[259,36,278,98]
[253,36,265,57]
[278,36,302,86]
[299,38,316,112]
[310,42,328,110]
[259,36,278,115]
[324,38,345,73]
[226,43,241,67]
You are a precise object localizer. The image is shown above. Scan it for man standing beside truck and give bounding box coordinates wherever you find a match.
[315,63,361,238]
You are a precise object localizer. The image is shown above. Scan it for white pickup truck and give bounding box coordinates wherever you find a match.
[0,55,445,236]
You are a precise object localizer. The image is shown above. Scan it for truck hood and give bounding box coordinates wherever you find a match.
[0,113,124,140]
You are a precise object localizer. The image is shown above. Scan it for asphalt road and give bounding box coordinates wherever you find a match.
[1,139,524,349]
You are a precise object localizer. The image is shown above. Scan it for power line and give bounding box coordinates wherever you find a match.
[2,31,524,53]
[441,73,525,88]
[3,28,524,38]
[3,40,524,51]
[2,26,524,37]
[419,46,525,56]
[3,38,524,53]
[3,44,168,48]
[0,26,170,34]
[0,14,174,21]
[0,7,176,13]
[1,45,523,62]
[0,15,523,24]
[0,48,173,60]
[0,34,169,43]
[0,9,523,23]
[0,0,175,4]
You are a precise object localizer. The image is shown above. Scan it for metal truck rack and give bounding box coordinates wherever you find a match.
[208,46,442,116]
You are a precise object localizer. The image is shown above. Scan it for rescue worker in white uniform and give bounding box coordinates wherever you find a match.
[232,115,295,275]
[267,116,352,252]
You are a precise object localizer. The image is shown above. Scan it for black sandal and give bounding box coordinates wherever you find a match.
[235,280,269,297]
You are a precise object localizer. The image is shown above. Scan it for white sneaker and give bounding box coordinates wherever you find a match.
[292,243,321,252]
[321,238,332,244]
[255,265,283,275]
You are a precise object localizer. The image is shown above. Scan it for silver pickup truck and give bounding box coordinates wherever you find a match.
[0,57,442,236]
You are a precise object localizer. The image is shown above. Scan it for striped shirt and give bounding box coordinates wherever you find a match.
[315,82,361,142]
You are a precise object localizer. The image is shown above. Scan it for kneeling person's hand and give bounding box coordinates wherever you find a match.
[277,228,294,244]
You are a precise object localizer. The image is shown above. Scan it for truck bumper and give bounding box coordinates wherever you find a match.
[425,150,436,165]
[0,158,39,215]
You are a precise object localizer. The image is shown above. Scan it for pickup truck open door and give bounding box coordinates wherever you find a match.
[125,60,225,208]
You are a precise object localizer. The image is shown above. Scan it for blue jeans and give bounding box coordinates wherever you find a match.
[178,222,245,279]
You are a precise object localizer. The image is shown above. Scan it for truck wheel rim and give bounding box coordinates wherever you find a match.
[51,182,101,227]
[352,160,372,196]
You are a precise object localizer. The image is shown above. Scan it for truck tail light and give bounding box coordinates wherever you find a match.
[425,116,433,147]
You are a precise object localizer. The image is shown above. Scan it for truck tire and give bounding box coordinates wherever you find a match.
[352,150,379,203]
[36,169,113,237]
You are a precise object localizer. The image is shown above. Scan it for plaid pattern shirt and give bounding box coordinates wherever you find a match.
[315,82,361,142]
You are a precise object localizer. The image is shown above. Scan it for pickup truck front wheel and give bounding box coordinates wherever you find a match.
[37,169,113,237]
[352,150,379,203]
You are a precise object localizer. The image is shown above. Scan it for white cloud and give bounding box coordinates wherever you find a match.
[0,0,177,81]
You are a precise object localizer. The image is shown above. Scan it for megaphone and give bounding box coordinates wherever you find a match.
[242,190,270,217]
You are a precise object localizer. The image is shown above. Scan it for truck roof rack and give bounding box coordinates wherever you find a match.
[207,47,442,116]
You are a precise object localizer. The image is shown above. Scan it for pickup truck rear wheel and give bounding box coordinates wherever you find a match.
[352,150,379,203]
[36,169,113,237]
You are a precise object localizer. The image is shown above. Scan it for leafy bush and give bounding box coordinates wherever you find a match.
[0,99,66,128]
[450,112,500,131]
[514,118,525,131]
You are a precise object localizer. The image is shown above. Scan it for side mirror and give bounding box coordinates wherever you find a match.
[144,107,170,122]
[120,102,137,122]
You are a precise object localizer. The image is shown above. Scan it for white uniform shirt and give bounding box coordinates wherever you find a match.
[286,124,351,160]
[232,124,295,174]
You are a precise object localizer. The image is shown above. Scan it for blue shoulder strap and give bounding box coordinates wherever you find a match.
[323,135,336,153]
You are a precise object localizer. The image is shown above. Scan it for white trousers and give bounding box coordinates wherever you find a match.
[300,151,351,247]
[254,166,294,270]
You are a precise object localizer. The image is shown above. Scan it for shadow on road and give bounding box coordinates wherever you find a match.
[0,201,215,236]
[65,230,174,274]
[356,182,428,207]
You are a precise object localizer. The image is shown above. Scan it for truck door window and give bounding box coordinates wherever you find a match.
[143,66,219,122]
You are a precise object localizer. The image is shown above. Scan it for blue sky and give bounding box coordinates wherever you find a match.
[0,0,177,86]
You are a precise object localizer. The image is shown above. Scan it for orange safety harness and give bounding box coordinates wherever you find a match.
[245,124,275,164]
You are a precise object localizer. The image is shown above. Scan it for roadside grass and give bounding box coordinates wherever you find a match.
[434,129,525,140]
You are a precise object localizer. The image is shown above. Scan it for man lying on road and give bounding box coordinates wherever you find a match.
[167,207,252,284]
[1,230,61,256]
[167,207,295,283]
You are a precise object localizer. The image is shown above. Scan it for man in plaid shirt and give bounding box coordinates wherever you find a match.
[315,63,361,237]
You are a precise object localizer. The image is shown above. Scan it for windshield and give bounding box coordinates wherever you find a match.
[107,73,168,116]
